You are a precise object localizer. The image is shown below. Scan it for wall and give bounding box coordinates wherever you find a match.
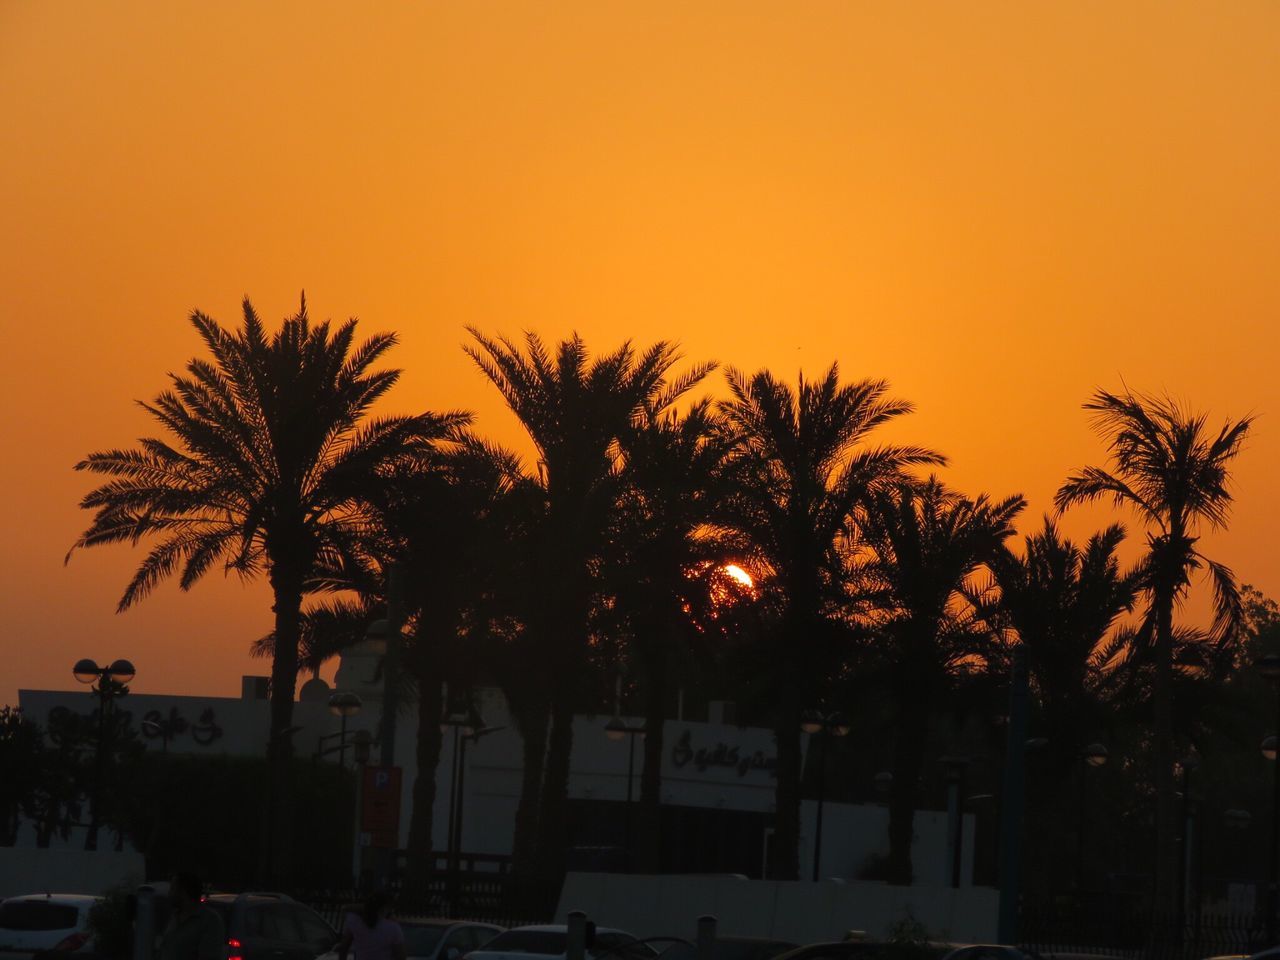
[0,848,145,899]
[555,872,1000,944]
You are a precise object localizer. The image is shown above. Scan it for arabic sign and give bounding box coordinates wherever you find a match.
[670,728,778,779]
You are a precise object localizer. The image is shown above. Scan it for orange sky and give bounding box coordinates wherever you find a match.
[2,1,1278,706]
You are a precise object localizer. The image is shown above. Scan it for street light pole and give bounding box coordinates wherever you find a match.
[605,717,645,871]
[73,658,135,852]
[801,710,849,882]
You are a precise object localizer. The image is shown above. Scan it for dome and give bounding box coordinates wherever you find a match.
[299,676,331,703]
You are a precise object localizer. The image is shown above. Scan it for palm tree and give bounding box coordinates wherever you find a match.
[1055,388,1252,908]
[856,477,1025,883]
[363,437,525,890]
[715,365,942,879]
[68,295,462,879]
[981,518,1139,754]
[465,330,710,881]
[609,396,736,870]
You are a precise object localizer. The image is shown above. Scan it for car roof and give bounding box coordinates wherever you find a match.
[506,926,630,934]
[2,895,100,904]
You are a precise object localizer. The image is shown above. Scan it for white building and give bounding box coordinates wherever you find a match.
[17,642,974,885]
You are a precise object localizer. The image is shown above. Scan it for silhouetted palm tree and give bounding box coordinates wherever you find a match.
[980,518,1139,753]
[856,477,1024,883]
[1055,388,1251,908]
[610,396,737,869]
[716,365,942,879]
[68,296,461,879]
[465,329,710,880]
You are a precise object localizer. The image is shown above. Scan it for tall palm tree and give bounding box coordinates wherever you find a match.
[609,396,736,870]
[465,330,710,881]
[362,437,525,890]
[1055,389,1251,908]
[981,518,1140,752]
[68,295,462,878]
[856,477,1025,884]
[716,365,942,879]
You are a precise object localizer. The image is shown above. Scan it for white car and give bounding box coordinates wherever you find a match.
[464,925,654,960]
[0,894,99,955]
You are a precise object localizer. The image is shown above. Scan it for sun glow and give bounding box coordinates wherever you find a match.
[723,564,754,588]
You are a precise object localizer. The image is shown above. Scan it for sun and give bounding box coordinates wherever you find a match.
[723,564,754,588]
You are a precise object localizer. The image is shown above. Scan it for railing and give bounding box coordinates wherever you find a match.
[1020,906,1266,960]
[301,874,555,930]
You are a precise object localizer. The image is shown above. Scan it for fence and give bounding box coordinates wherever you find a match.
[302,875,556,930]
[1020,906,1265,960]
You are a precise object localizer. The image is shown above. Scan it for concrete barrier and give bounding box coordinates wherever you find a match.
[0,848,145,899]
[556,873,999,944]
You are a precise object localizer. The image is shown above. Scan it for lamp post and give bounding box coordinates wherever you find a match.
[327,692,364,767]
[605,716,646,871]
[73,658,135,851]
[801,710,850,881]
[940,756,973,888]
[1259,653,1280,944]
[1075,742,1109,892]
[442,707,504,913]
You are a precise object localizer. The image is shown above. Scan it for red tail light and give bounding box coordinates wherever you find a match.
[53,933,90,952]
[227,938,244,960]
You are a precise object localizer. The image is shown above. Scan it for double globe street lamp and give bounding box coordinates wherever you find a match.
[801,709,850,881]
[73,658,136,851]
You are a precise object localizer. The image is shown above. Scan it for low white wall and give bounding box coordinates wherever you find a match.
[0,848,145,899]
[556,873,999,944]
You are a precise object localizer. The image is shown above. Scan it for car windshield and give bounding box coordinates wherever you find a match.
[403,925,448,956]
[482,931,569,955]
[0,902,80,931]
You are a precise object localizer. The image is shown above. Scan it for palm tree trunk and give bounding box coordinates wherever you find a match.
[886,685,929,885]
[406,672,444,893]
[636,638,667,873]
[771,684,802,880]
[534,693,575,883]
[502,676,548,885]
[264,567,303,885]
[1153,579,1177,915]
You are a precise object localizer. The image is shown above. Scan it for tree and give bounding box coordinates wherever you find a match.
[856,477,1024,883]
[981,518,1139,756]
[0,707,43,846]
[609,397,736,869]
[716,365,942,879]
[1055,388,1251,909]
[68,294,460,881]
[465,330,708,881]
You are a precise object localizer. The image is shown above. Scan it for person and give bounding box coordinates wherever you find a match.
[158,873,225,960]
[338,892,406,960]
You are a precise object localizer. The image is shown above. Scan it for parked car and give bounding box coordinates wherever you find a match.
[0,895,100,955]
[465,925,655,960]
[201,893,338,960]
[774,941,954,960]
[941,947,1036,960]
[314,919,502,960]
[657,938,797,960]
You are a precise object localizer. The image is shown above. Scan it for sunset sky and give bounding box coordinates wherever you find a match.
[2,1,1278,706]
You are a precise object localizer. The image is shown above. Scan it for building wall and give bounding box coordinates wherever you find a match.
[17,682,975,887]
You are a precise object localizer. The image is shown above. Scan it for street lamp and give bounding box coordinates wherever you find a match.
[1075,742,1108,891]
[441,707,502,912]
[1259,653,1280,944]
[72,658,135,851]
[326,692,364,767]
[604,716,646,871]
[940,756,974,888]
[803,710,850,881]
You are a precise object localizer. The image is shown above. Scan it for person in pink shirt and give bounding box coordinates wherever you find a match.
[338,892,406,960]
